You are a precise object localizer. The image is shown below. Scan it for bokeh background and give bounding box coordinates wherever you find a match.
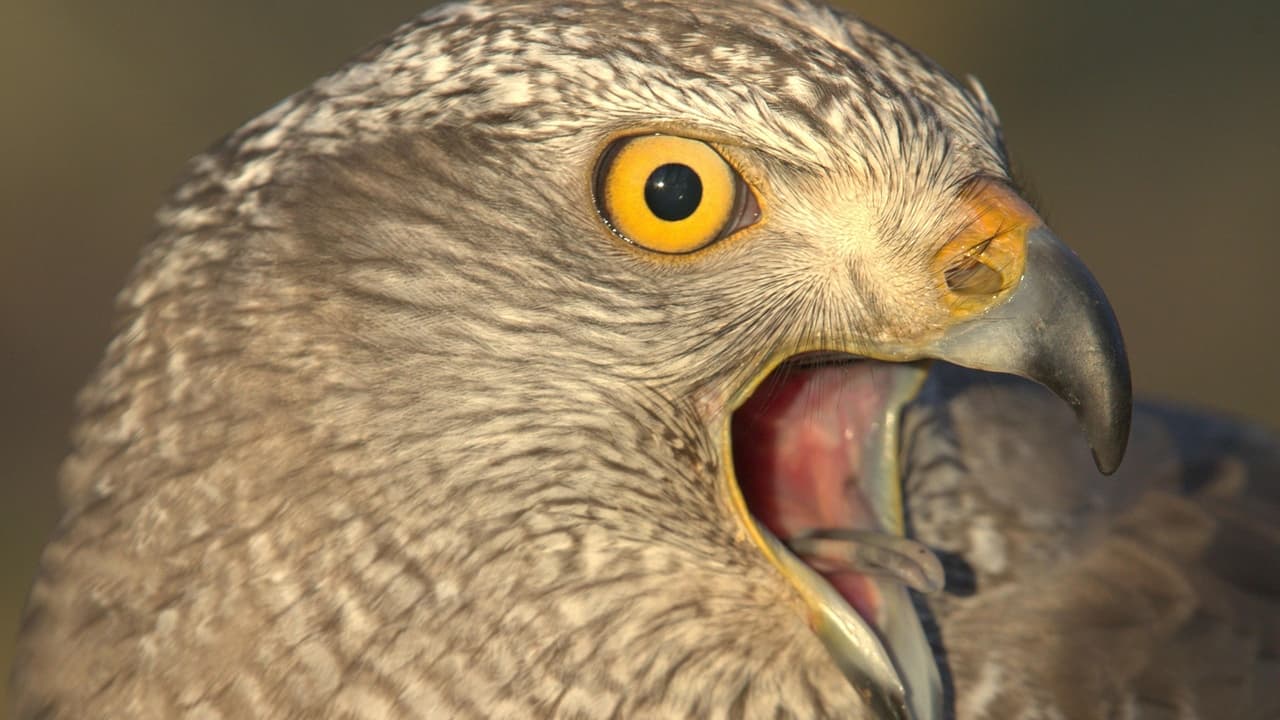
[3,0,1277,706]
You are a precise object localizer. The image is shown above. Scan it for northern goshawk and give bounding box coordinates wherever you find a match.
[13,1,1278,718]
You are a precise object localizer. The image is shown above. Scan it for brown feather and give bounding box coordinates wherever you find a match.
[905,366,1280,719]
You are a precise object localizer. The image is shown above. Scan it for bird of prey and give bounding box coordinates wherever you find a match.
[12,0,1278,718]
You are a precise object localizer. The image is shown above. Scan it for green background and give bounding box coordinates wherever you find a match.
[3,1,1278,708]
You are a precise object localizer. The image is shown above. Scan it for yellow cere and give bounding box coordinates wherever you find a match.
[933,180,1041,318]
[598,135,738,254]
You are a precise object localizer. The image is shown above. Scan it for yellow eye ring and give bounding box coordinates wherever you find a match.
[595,135,754,254]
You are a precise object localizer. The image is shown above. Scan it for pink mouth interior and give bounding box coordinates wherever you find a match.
[731,360,897,622]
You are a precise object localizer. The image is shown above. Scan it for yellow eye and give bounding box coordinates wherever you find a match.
[595,135,758,254]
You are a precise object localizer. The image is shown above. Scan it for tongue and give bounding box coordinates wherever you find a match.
[732,361,942,622]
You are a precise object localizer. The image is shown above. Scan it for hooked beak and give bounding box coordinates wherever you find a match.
[722,182,1131,719]
[930,224,1131,474]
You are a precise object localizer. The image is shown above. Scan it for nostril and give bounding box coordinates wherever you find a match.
[943,252,1005,295]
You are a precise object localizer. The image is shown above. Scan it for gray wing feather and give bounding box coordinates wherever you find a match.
[905,365,1280,720]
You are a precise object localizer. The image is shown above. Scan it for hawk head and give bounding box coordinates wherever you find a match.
[15,1,1129,717]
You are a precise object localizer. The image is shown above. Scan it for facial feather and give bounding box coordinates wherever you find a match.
[17,1,1030,717]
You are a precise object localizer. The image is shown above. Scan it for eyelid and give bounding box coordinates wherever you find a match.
[725,177,762,237]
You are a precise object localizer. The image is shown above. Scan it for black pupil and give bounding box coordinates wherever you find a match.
[644,164,702,221]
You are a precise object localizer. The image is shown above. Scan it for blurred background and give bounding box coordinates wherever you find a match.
[2,0,1277,706]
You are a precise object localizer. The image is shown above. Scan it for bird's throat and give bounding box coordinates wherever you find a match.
[731,359,941,615]
[727,356,943,719]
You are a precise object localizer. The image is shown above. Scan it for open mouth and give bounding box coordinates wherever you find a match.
[705,186,1132,720]
[728,354,944,719]
[731,355,945,617]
